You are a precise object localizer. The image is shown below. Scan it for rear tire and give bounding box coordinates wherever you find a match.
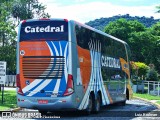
[93,94,101,113]
[39,110,47,116]
[120,100,126,106]
[86,95,93,115]
[117,99,126,106]
[126,89,129,100]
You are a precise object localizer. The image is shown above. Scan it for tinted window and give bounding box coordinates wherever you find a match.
[20,20,68,41]
[75,25,90,49]
[76,24,128,78]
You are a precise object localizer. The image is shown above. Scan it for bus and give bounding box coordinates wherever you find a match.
[16,18,133,114]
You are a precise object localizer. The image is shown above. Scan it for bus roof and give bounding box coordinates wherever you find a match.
[20,18,68,23]
[19,18,127,45]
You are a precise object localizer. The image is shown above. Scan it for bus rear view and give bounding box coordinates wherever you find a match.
[17,19,133,114]
[16,19,75,112]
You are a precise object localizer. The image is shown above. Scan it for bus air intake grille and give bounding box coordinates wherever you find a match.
[22,56,65,79]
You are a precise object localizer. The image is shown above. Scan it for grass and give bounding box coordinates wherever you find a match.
[134,93,160,105]
[133,93,160,100]
[0,90,17,111]
[156,101,160,105]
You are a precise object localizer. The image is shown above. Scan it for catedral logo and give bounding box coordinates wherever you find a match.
[101,55,120,69]
[24,25,64,33]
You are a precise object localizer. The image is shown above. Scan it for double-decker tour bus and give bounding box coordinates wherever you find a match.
[16,18,133,114]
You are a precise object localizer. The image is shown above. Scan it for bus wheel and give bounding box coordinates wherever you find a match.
[39,110,47,116]
[119,100,126,106]
[126,89,129,100]
[86,95,93,115]
[94,94,101,113]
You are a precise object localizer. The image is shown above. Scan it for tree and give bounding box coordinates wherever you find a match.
[148,22,160,72]
[128,31,156,62]
[104,18,131,42]
[0,46,16,74]
[156,5,160,13]
[104,18,146,44]
[104,19,148,62]
[11,0,50,26]
[146,65,159,81]
[0,0,17,90]
[0,0,17,46]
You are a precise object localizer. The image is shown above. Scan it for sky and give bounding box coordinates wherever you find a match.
[39,0,160,23]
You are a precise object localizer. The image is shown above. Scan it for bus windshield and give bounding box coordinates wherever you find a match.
[20,20,68,41]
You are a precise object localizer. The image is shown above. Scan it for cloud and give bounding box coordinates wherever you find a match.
[40,1,159,23]
[75,0,86,2]
[122,0,143,2]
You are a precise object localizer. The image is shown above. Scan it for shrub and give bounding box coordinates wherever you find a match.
[146,68,159,81]
[131,62,149,79]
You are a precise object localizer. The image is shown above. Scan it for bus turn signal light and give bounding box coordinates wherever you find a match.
[16,74,24,95]
[63,74,74,96]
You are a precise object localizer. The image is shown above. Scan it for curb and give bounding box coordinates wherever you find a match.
[11,107,22,112]
[133,96,160,109]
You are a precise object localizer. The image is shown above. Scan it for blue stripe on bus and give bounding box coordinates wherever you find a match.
[58,75,66,96]
[46,41,56,55]
[57,41,68,96]
[23,80,45,95]
[61,41,69,70]
[46,41,58,77]
[32,79,57,97]
[53,42,61,55]
[60,41,67,54]
[47,41,69,97]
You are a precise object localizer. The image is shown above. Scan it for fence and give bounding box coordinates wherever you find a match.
[132,80,160,96]
[4,75,16,87]
[144,81,160,96]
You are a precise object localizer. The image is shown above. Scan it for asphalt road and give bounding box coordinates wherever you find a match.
[14,99,160,120]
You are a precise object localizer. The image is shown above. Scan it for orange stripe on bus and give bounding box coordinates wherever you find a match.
[77,46,91,92]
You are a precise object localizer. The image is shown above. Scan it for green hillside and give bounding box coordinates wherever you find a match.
[86,14,160,31]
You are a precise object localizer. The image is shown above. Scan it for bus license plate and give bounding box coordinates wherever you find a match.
[38,100,48,104]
